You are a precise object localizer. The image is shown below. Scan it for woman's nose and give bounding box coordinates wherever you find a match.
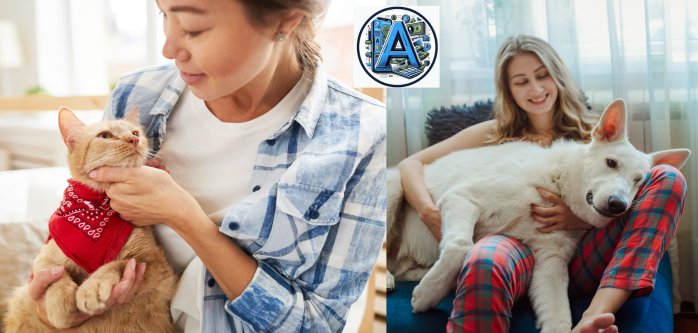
[162,36,190,61]
[162,36,177,60]
[161,19,190,62]
[530,81,544,94]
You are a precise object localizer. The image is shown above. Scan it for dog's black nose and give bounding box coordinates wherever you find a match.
[586,192,593,205]
[607,195,627,214]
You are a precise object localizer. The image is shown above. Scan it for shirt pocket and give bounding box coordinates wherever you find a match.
[252,182,344,272]
[275,182,344,226]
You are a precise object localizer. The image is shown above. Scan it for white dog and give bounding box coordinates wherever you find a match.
[386,99,690,332]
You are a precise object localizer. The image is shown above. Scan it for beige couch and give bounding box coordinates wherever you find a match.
[0,167,69,331]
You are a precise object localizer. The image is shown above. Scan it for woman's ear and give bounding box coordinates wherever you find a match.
[274,9,305,38]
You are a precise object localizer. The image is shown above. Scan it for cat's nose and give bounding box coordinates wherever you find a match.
[127,137,139,146]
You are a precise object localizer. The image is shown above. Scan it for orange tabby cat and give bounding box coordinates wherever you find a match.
[3,107,176,333]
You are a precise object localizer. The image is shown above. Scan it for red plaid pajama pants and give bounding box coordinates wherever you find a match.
[447,165,687,333]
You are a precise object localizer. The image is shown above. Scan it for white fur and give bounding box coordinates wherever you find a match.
[387,99,690,333]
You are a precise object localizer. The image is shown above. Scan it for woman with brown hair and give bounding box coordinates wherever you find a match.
[27,1,386,332]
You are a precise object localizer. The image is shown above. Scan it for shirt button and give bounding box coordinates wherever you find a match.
[228,222,239,230]
[309,210,320,220]
[252,185,261,192]
[207,278,216,287]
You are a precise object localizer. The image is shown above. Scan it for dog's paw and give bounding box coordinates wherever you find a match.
[539,321,571,333]
[410,283,441,313]
[76,275,119,315]
[386,272,395,293]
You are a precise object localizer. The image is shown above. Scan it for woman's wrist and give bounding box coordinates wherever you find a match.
[418,203,439,220]
[169,205,210,234]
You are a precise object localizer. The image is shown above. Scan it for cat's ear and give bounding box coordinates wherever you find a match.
[58,107,84,149]
[124,106,140,125]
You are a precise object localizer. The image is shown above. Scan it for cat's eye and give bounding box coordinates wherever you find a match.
[97,131,113,139]
[606,158,617,168]
[132,130,139,137]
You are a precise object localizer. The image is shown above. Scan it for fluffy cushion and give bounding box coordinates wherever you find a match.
[0,220,48,332]
[424,100,494,146]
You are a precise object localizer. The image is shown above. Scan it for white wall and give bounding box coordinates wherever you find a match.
[0,0,39,96]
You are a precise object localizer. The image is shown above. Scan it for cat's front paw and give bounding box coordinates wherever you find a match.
[44,282,78,329]
[410,282,441,313]
[76,275,119,315]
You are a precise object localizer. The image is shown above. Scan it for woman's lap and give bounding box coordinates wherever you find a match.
[447,165,686,331]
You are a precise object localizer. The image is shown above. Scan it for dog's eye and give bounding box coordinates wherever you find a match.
[634,176,643,184]
[97,131,113,139]
[606,158,617,168]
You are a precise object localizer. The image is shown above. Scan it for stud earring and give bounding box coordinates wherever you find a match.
[274,32,286,41]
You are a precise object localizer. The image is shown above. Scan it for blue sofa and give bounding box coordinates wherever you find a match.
[386,252,673,332]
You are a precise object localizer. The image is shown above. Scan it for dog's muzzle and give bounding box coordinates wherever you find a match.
[606,195,627,215]
[587,191,628,218]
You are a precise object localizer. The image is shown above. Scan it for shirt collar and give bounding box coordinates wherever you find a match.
[285,66,328,140]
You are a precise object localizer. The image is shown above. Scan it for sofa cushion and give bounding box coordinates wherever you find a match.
[386,253,673,332]
[0,220,48,332]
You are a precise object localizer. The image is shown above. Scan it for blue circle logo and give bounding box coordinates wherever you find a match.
[356,7,438,87]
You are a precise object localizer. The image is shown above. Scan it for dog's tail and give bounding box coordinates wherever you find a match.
[386,168,404,267]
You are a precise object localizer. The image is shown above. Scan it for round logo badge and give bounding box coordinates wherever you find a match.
[356,7,438,87]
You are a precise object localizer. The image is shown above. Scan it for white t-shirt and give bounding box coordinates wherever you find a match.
[154,73,311,332]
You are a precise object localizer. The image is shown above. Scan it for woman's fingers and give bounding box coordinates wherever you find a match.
[538,223,562,233]
[103,259,136,307]
[112,259,146,305]
[29,266,64,300]
[536,187,564,204]
[124,263,147,302]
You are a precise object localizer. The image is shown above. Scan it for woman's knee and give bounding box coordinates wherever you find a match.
[462,235,534,279]
[644,165,687,199]
[458,235,534,300]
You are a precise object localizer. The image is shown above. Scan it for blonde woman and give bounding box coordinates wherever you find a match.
[397,34,685,332]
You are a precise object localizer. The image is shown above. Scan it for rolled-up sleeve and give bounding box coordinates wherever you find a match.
[222,132,386,332]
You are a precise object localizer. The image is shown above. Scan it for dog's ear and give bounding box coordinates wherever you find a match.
[650,149,691,169]
[593,99,627,143]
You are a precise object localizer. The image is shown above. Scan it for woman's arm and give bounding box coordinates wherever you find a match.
[90,167,257,299]
[90,139,385,332]
[398,120,495,240]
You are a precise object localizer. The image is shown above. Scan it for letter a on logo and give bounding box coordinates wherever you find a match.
[374,21,420,72]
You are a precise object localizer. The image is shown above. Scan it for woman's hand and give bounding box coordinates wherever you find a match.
[29,260,146,328]
[531,188,592,232]
[89,166,205,229]
[418,205,443,241]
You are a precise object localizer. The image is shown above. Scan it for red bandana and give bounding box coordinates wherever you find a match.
[48,179,133,273]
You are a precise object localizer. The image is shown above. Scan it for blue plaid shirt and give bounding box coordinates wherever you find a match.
[104,64,386,332]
